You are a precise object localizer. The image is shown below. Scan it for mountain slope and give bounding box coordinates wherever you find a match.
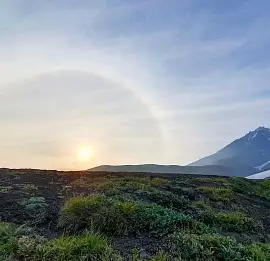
[89,164,238,176]
[246,169,270,179]
[189,127,270,175]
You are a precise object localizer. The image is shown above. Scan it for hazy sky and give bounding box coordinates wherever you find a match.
[1,0,270,170]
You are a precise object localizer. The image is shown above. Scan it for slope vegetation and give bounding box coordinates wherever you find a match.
[1,169,270,260]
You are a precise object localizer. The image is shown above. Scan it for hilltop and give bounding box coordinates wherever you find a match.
[1,168,270,260]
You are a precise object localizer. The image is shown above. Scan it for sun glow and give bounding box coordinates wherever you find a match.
[77,146,94,162]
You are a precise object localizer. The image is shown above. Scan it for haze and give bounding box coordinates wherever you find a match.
[1,1,270,170]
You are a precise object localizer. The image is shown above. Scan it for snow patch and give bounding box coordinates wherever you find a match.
[246,169,270,179]
[255,160,270,171]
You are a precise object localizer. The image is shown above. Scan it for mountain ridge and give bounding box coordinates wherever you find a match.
[89,127,270,178]
[189,127,270,173]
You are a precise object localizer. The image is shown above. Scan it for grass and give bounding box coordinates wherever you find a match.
[73,176,168,191]
[249,243,270,261]
[191,200,212,211]
[202,211,261,232]
[38,233,122,261]
[0,221,121,261]
[144,189,188,209]
[2,171,270,260]
[0,186,12,192]
[229,177,270,200]
[196,177,229,184]
[166,233,251,261]
[198,186,234,202]
[58,194,208,236]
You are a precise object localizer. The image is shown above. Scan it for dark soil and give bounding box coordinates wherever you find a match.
[1,168,270,259]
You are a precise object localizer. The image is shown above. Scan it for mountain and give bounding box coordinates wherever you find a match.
[189,127,270,176]
[88,164,238,176]
[246,169,270,180]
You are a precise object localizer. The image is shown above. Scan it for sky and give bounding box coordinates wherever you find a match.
[1,0,270,170]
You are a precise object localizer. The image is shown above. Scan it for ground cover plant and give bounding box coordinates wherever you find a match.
[1,169,270,260]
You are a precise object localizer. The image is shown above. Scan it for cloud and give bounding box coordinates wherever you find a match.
[0,0,270,168]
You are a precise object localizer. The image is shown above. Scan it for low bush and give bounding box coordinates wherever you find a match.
[249,243,270,261]
[58,195,200,236]
[165,233,251,261]
[202,211,261,232]
[38,233,122,261]
[0,222,121,261]
[191,200,212,211]
[145,190,188,209]
[198,187,234,202]
[20,196,48,224]
[0,222,20,259]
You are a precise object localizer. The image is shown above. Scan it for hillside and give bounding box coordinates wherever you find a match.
[190,127,270,175]
[89,164,239,176]
[1,168,270,260]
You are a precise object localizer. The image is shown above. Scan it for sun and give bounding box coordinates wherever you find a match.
[77,146,94,162]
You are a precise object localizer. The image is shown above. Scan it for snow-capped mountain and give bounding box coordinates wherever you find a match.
[246,169,270,179]
[189,127,270,176]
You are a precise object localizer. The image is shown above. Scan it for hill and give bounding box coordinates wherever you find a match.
[189,127,270,175]
[1,168,270,260]
[89,164,241,176]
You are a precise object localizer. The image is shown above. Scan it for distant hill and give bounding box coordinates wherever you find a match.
[88,164,240,176]
[89,127,270,178]
[189,127,270,176]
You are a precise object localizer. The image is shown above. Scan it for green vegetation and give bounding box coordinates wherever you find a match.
[0,222,121,261]
[2,170,270,260]
[202,210,261,232]
[0,186,12,192]
[229,177,270,200]
[73,176,168,191]
[198,186,234,202]
[191,200,212,211]
[166,233,251,261]
[249,243,270,261]
[58,195,197,236]
[20,196,48,224]
[38,233,122,261]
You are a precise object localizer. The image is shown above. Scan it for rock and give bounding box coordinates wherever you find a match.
[139,250,149,259]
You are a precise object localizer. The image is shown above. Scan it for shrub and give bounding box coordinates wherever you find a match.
[37,233,122,261]
[72,177,168,192]
[202,211,261,232]
[145,190,188,209]
[0,222,45,260]
[191,200,212,211]
[229,177,257,195]
[58,195,196,236]
[0,222,121,261]
[20,197,48,224]
[165,233,251,261]
[199,187,233,202]
[249,243,270,261]
[0,222,19,259]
